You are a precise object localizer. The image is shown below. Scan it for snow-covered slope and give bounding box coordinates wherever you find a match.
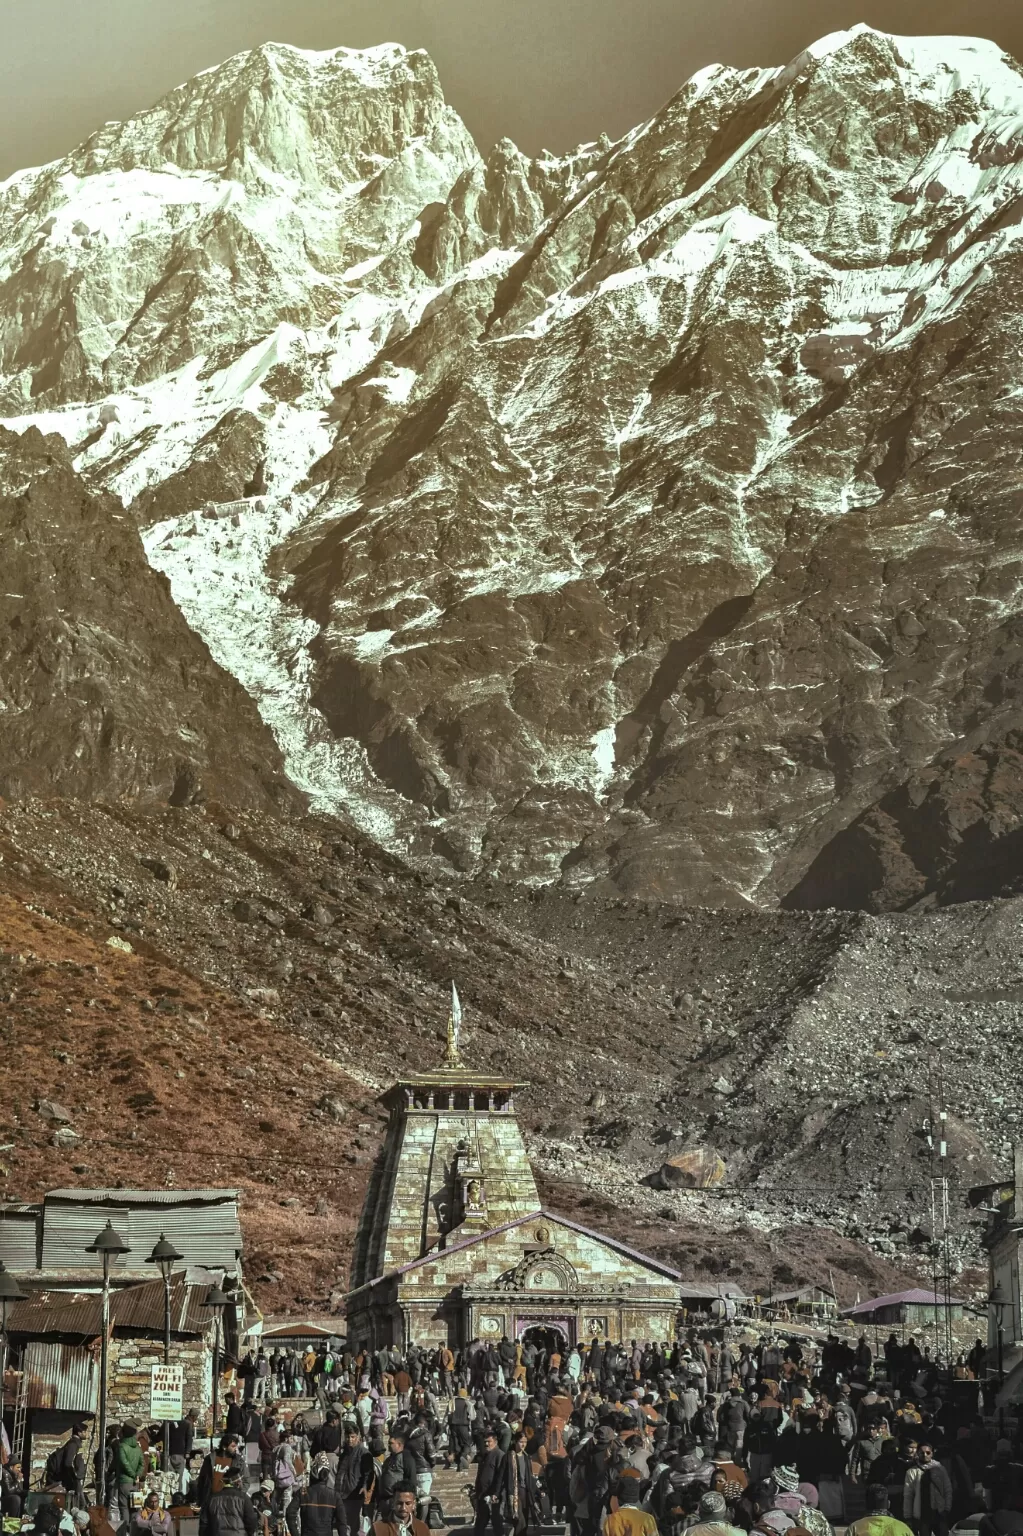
[7,28,1023,906]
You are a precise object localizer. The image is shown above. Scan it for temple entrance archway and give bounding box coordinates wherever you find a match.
[519,1322,569,1356]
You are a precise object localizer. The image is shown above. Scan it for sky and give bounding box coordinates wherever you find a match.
[2,0,1023,179]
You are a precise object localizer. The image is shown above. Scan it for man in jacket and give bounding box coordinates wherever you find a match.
[206,1465,259,1536]
[169,1411,199,1497]
[225,1396,246,1437]
[300,1459,348,1536]
[337,1428,375,1536]
[373,1486,429,1536]
[914,1445,954,1536]
[448,1391,474,1472]
[197,1435,248,1536]
[716,1391,750,1460]
[58,1424,88,1507]
[311,1412,343,1471]
[405,1415,437,1520]
[111,1424,144,1530]
[475,1429,507,1536]
[378,1435,417,1512]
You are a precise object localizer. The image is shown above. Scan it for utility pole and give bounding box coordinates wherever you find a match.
[0,1263,27,1459]
[148,1235,184,1480]
[87,1221,131,1511]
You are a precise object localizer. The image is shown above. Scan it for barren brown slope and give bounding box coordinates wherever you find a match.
[0,887,374,1308]
[0,799,928,1314]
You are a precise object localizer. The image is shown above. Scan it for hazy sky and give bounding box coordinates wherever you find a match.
[2,0,1023,179]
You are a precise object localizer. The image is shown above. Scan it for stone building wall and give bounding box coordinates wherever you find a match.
[397,1215,679,1297]
[349,1212,681,1347]
[106,1335,212,1427]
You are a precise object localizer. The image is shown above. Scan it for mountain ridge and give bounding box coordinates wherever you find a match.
[4,28,1023,908]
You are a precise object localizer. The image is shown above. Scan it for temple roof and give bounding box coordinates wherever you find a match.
[345,1207,684,1298]
[384,1068,528,1092]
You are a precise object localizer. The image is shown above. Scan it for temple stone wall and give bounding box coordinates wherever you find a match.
[374,1097,539,1276]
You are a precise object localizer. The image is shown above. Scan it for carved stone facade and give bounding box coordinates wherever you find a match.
[346,1055,681,1348]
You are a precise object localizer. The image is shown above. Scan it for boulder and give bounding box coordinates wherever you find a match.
[36,1098,73,1123]
[656,1146,727,1190]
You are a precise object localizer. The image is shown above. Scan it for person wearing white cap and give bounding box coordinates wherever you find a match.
[684,1490,746,1536]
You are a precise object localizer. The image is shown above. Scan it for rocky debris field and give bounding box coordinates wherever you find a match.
[485,884,1017,1278]
[0,795,1004,1309]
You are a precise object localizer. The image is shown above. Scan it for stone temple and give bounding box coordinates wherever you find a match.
[345,990,683,1350]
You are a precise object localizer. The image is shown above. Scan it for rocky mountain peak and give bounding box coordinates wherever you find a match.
[4,30,1023,909]
[68,41,455,191]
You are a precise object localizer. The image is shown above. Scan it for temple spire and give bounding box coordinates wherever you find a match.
[443,980,465,1068]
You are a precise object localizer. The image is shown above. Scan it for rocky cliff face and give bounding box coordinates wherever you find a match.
[5,29,1023,906]
[0,426,295,808]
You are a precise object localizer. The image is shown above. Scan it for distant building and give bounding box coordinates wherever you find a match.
[346,999,684,1348]
[842,1288,967,1326]
[972,1145,1023,1398]
[0,1188,246,1485]
[764,1285,838,1323]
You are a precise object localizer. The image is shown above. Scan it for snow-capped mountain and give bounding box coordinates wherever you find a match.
[6,28,1023,907]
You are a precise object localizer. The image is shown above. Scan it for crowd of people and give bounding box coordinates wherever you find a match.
[4,1328,1022,1536]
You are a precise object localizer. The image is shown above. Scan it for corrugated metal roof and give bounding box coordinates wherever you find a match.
[844,1288,968,1316]
[22,1339,98,1412]
[0,1208,41,1270]
[8,1273,237,1339]
[46,1190,238,1204]
[40,1196,242,1274]
[7,1291,102,1337]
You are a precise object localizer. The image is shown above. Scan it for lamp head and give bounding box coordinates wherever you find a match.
[148,1234,184,1277]
[86,1220,131,1258]
[0,1261,27,1304]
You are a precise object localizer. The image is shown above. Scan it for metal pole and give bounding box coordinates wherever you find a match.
[212,1311,220,1452]
[98,1253,111,1510]
[0,1297,7,1457]
[163,1272,172,1477]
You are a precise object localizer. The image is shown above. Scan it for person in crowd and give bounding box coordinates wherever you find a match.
[1,1457,24,1519]
[206,1463,259,1536]
[169,1410,199,1497]
[132,1491,173,1536]
[299,1457,347,1536]
[848,1483,915,1536]
[475,1428,507,1536]
[110,1423,144,1530]
[684,1488,747,1536]
[373,1485,429,1536]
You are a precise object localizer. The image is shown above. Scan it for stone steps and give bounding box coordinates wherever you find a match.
[431,1465,476,1524]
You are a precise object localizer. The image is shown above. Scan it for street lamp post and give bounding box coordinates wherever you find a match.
[147,1235,184,1479]
[86,1221,131,1512]
[989,1283,1008,1403]
[204,1287,230,1459]
[0,1261,27,1467]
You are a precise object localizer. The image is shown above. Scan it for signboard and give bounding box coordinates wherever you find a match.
[150,1363,184,1420]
